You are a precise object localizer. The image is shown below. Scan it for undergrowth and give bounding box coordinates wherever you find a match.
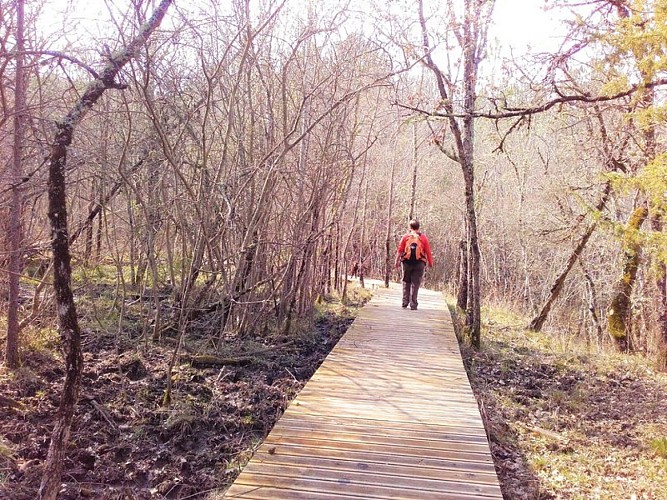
[0,282,370,499]
[453,300,667,499]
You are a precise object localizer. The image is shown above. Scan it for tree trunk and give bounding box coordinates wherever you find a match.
[409,121,418,220]
[528,224,597,332]
[636,83,667,366]
[38,3,173,498]
[417,0,491,348]
[384,120,398,288]
[462,161,481,348]
[652,217,667,369]
[461,0,481,347]
[457,239,468,310]
[656,263,667,369]
[580,260,604,344]
[606,205,649,353]
[637,77,665,366]
[5,0,26,369]
[529,224,598,331]
[359,176,369,289]
[528,183,611,331]
[334,222,341,292]
[69,159,145,244]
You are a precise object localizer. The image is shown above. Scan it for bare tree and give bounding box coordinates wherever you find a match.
[384,110,400,288]
[529,182,612,331]
[38,2,173,497]
[4,0,25,368]
[416,0,495,347]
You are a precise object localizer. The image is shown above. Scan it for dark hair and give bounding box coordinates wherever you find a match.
[409,219,420,230]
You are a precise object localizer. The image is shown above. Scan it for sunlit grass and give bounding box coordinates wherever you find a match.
[0,312,60,361]
[0,436,14,461]
[481,302,527,328]
[650,436,667,459]
[315,281,371,317]
[459,299,667,499]
[23,325,60,353]
[71,261,182,288]
[72,262,136,286]
[529,442,667,497]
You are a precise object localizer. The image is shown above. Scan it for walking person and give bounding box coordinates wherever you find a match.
[394,219,433,310]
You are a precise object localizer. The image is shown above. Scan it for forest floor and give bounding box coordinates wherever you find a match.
[3,286,667,499]
[458,304,667,499]
[0,284,371,499]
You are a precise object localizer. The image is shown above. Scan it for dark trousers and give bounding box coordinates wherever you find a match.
[401,260,426,309]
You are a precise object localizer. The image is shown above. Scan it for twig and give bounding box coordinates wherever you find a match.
[87,399,118,431]
[284,367,298,382]
[522,423,566,441]
[182,340,296,368]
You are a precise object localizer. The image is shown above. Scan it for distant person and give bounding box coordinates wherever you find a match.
[394,219,433,310]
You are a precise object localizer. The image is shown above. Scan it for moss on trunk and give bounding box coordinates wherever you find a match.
[607,206,649,353]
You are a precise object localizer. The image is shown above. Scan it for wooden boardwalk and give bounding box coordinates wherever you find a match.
[221,285,502,499]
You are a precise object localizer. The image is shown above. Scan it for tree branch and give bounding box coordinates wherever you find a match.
[399,78,667,120]
[0,50,100,79]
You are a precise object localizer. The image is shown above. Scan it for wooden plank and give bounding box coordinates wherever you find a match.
[238,463,502,492]
[245,452,499,483]
[264,427,493,453]
[219,285,502,499]
[284,404,487,425]
[222,486,371,499]
[274,416,492,444]
[274,414,495,443]
[251,442,498,475]
[280,413,489,437]
[230,474,500,499]
[241,456,493,481]
[258,434,495,463]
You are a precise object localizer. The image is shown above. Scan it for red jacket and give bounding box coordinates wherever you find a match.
[397,231,433,267]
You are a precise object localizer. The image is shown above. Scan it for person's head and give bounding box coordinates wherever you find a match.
[409,219,420,231]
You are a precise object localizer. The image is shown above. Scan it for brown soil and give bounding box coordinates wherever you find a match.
[0,301,360,499]
[7,294,666,499]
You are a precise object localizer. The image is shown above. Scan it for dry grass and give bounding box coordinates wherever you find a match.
[458,303,667,499]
